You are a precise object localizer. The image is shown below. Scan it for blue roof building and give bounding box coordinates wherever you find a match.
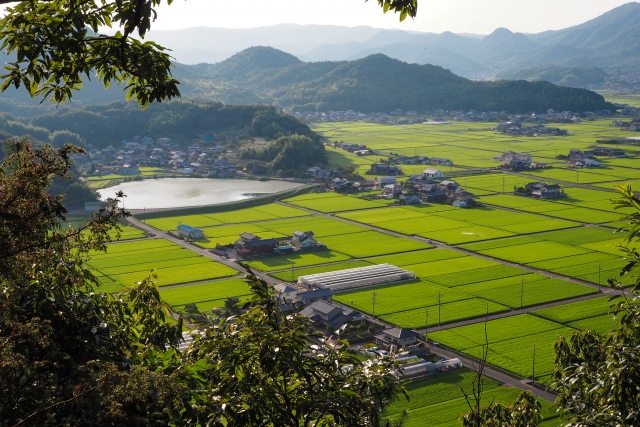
[177,224,204,239]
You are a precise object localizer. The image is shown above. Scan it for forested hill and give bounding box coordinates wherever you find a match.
[0,46,614,116]
[176,47,613,113]
[0,101,317,148]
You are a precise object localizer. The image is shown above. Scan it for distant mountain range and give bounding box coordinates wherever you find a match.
[140,2,640,81]
[0,3,631,114]
[0,46,614,115]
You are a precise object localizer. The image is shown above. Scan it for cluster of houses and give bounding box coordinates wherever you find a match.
[493,151,549,170]
[71,136,237,177]
[294,107,612,126]
[230,230,326,259]
[403,169,475,207]
[495,122,569,137]
[296,110,426,125]
[611,119,640,131]
[335,142,372,156]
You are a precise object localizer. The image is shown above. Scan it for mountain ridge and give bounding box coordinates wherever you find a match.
[141,3,640,81]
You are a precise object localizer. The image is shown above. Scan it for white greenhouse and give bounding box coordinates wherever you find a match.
[297,264,416,291]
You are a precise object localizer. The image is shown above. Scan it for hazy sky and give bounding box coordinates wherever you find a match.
[149,0,631,34]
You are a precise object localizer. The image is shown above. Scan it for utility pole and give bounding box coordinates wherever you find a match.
[520,278,524,310]
[598,264,601,293]
[425,307,429,342]
[502,177,505,193]
[438,293,441,327]
[372,291,377,318]
[291,262,295,282]
[532,346,536,385]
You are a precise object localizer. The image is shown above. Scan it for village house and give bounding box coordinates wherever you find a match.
[418,184,447,202]
[525,182,566,199]
[368,163,402,175]
[382,183,404,198]
[292,231,318,249]
[235,232,279,256]
[399,193,420,205]
[117,164,139,174]
[299,300,362,330]
[568,149,594,159]
[438,180,459,192]
[422,168,444,179]
[352,180,377,191]
[429,157,453,166]
[273,284,298,305]
[330,178,352,191]
[593,147,626,157]
[570,158,601,168]
[374,328,420,351]
[296,288,333,306]
[447,187,475,206]
[406,174,433,187]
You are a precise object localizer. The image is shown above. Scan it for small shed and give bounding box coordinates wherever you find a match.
[177,224,204,239]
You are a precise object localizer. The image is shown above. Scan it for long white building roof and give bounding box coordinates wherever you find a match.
[298,264,415,291]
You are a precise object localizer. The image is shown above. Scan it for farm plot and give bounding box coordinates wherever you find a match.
[144,214,225,232]
[430,314,575,382]
[339,203,575,244]
[257,216,370,238]
[336,207,427,224]
[532,296,613,324]
[569,314,618,334]
[143,203,309,231]
[283,193,386,213]
[417,225,515,244]
[461,228,626,285]
[427,265,529,287]
[385,385,559,427]
[382,369,501,420]
[109,225,147,240]
[381,298,509,328]
[367,248,465,266]
[319,231,432,258]
[244,250,351,272]
[382,368,559,427]
[334,279,472,317]
[159,278,252,310]
[86,239,238,288]
[456,274,596,309]
[269,260,374,282]
[476,241,589,264]
[479,195,623,224]
[404,256,498,279]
